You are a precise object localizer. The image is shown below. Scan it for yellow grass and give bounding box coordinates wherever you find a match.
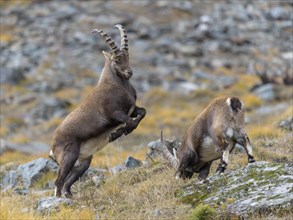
[0,151,44,166]
[0,192,95,220]
[0,125,9,137]
[8,133,30,144]
[91,144,147,168]
[242,94,262,110]
[247,126,282,139]
[0,34,13,43]
[54,88,80,101]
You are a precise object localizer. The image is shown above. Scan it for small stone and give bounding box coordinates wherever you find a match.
[92,176,104,187]
[36,196,73,213]
[253,84,275,101]
[278,117,293,131]
[110,164,127,175]
[124,156,142,169]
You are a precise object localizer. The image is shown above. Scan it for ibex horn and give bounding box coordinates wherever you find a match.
[114,24,128,51]
[92,29,119,55]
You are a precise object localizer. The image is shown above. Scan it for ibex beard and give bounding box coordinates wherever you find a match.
[161,96,255,180]
[49,24,146,198]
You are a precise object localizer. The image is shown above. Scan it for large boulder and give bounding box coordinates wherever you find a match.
[178,161,293,217]
[1,158,58,189]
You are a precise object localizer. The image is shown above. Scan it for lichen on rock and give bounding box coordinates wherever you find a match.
[178,161,293,217]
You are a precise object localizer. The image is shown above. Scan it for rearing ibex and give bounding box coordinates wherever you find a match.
[49,24,146,197]
[161,96,255,179]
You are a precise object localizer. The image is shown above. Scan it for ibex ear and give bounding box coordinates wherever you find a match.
[103,51,112,62]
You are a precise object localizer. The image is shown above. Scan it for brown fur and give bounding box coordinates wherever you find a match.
[161,96,255,179]
[50,25,146,197]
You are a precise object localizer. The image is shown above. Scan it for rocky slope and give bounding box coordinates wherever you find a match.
[1,154,292,219]
[179,161,293,217]
[1,0,292,154]
[0,1,292,219]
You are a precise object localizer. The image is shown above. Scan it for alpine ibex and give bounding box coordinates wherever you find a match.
[161,96,255,179]
[49,24,146,197]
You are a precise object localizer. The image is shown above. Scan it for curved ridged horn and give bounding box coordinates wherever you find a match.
[160,131,179,169]
[114,24,128,51]
[92,29,119,55]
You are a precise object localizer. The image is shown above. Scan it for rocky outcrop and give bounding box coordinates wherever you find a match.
[146,138,182,161]
[1,158,58,189]
[178,161,293,217]
[1,1,292,155]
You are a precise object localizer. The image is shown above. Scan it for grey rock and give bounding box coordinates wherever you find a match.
[153,209,162,217]
[255,103,288,116]
[253,84,275,101]
[0,139,9,155]
[13,187,29,195]
[31,97,70,121]
[1,170,19,189]
[179,161,293,216]
[17,158,52,188]
[0,67,25,84]
[278,117,293,131]
[147,138,182,161]
[110,164,127,175]
[0,140,50,155]
[267,7,290,20]
[92,176,104,187]
[125,156,142,169]
[81,167,107,182]
[168,81,201,95]
[1,158,58,189]
[193,71,237,88]
[36,197,73,213]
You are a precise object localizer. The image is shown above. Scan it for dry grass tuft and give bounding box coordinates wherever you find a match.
[91,143,147,168]
[0,151,44,166]
[76,162,192,219]
[242,94,262,110]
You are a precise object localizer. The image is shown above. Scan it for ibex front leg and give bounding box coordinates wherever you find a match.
[236,134,255,163]
[109,106,146,142]
[124,106,146,135]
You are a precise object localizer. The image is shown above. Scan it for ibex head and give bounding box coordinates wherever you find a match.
[92,24,133,80]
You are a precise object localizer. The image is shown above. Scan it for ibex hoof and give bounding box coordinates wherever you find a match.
[109,132,119,142]
[62,191,73,199]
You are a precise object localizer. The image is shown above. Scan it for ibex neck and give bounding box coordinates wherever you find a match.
[98,61,123,85]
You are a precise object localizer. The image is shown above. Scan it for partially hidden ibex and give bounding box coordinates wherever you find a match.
[49,24,146,197]
[161,96,255,179]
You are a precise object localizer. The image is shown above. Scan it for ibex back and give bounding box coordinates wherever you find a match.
[161,96,255,179]
[50,24,146,197]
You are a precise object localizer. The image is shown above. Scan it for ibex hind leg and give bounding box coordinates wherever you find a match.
[198,161,213,180]
[55,144,79,197]
[236,134,255,163]
[62,156,92,198]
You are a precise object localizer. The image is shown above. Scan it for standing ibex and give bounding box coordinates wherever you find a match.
[49,24,146,197]
[161,96,255,179]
